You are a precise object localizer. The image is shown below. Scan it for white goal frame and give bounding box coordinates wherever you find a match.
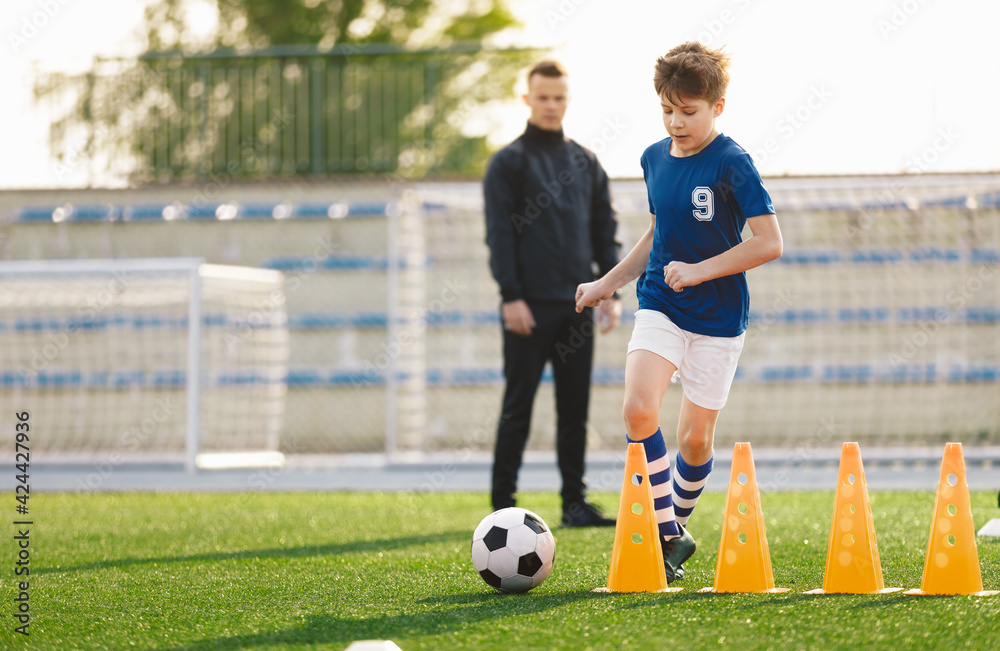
[0,257,285,473]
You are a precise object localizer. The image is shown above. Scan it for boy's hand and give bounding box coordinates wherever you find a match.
[575,280,613,313]
[663,261,704,292]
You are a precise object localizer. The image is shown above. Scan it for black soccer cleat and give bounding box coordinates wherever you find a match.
[661,525,696,583]
[561,499,616,527]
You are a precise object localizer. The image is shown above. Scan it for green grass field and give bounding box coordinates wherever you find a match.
[3,489,999,650]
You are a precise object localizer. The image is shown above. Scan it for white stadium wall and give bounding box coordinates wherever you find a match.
[0,175,998,459]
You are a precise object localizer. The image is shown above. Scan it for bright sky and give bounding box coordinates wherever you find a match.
[503,0,1000,179]
[2,0,998,187]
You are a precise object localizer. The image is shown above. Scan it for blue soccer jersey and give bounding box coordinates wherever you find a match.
[637,134,774,337]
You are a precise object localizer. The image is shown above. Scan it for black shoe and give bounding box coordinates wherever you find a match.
[661,525,696,583]
[561,500,616,527]
[491,492,516,511]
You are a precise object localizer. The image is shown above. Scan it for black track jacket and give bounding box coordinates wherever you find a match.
[484,122,621,304]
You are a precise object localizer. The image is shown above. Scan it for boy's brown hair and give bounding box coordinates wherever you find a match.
[653,42,731,105]
[528,59,569,84]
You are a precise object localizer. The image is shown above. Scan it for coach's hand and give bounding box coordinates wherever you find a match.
[597,297,621,334]
[663,261,704,292]
[502,300,535,337]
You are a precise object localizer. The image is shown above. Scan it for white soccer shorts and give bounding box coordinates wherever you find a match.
[626,308,746,410]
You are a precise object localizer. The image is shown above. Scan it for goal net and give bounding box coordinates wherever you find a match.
[0,258,288,470]
[393,179,1000,454]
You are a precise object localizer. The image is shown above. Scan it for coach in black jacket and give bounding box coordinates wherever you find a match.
[484,60,622,527]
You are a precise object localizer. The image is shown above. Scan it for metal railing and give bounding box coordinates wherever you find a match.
[36,42,537,183]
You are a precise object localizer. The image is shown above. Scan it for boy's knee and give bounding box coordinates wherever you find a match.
[677,428,714,464]
[622,397,658,437]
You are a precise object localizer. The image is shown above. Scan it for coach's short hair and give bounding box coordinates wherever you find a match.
[528,59,569,85]
[653,42,730,105]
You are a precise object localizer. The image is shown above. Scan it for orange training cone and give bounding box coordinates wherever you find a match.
[594,443,679,593]
[804,443,901,594]
[904,442,999,597]
[699,442,788,593]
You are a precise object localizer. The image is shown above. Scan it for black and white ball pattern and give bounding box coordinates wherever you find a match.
[471,507,556,593]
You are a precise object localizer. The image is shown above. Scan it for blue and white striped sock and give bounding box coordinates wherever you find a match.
[627,429,681,541]
[673,452,714,527]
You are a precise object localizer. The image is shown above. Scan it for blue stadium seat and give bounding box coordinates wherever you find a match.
[67,204,119,222]
[238,203,282,220]
[291,203,336,219]
[187,203,224,220]
[346,202,390,217]
[122,204,173,221]
[14,206,59,223]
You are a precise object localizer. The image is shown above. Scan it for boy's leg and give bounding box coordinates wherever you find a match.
[623,311,697,582]
[622,349,676,440]
[671,329,745,526]
[622,350,682,540]
[673,394,721,527]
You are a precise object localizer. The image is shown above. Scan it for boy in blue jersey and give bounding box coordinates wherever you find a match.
[575,42,782,582]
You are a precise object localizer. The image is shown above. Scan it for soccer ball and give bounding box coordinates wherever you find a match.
[471,507,556,593]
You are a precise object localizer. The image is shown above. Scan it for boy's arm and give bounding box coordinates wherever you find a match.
[575,213,655,312]
[663,213,782,292]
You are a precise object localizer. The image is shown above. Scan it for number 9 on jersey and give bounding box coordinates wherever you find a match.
[692,186,714,221]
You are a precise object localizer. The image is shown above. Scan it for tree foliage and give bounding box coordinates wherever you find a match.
[40,0,533,184]
[144,0,520,51]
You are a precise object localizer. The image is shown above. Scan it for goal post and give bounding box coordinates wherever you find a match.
[0,258,288,473]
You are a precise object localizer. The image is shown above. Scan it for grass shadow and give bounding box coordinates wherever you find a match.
[36,529,469,575]
[161,590,600,651]
[425,587,604,606]
[610,587,823,609]
[845,593,918,608]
